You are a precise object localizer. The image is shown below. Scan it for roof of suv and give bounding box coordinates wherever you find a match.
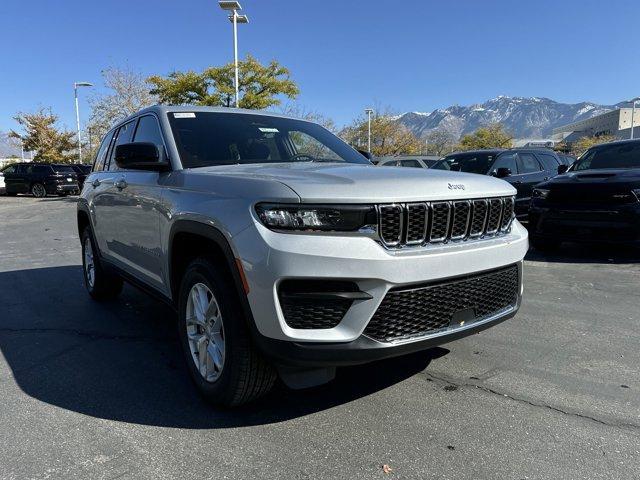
[117,104,310,130]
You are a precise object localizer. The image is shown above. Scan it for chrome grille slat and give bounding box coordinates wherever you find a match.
[450,201,471,240]
[429,202,451,242]
[469,199,488,237]
[378,204,403,246]
[378,196,514,248]
[485,198,503,235]
[405,203,428,245]
[500,197,515,232]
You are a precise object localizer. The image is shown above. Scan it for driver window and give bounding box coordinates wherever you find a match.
[288,130,341,160]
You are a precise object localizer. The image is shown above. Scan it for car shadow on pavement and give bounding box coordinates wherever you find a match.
[525,243,640,264]
[0,265,448,429]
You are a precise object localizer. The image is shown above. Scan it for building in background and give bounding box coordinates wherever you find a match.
[552,108,640,143]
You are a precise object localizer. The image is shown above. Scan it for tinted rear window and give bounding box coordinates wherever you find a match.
[52,165,75,173]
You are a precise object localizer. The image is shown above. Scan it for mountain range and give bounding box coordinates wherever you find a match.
[395,96,621,141]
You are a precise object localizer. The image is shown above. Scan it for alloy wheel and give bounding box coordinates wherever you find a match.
[185,282,226,383]
[83,236,95,288]
[32,184,46,198]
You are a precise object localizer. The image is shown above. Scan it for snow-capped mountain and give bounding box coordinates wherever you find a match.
[396,96,619,140]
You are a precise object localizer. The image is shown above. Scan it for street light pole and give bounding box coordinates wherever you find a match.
[218,1,249,108]
[74,82,93,163]
[365,108,374,152]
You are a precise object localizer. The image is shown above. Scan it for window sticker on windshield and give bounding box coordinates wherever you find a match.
[173,112,196,118]
[258,127,279,133]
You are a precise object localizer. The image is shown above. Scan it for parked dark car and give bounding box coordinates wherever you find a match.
[71,164,92,189]
[529,139,640,250]
[432,148,565,217]
[0,162,79,197]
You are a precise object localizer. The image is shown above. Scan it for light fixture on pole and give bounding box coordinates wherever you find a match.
[365,108,374,152]
[74,81,93,163]
[218,1,249,108]
[628,97,640,140]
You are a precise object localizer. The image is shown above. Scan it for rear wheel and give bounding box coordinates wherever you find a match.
[31,183,46,198]
[81,228,123,300]
[178,257,276,406]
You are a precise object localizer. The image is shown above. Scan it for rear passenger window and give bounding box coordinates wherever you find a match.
[536,153,560,170]
[516,153,542,174]
[34,165,51,174]
[133,115,164,147]
[107,121,136,171]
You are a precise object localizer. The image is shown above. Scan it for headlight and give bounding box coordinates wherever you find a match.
[256,203,377,232]
[532,188,550,200]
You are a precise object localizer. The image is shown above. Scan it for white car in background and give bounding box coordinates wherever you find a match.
[0,172,5,195]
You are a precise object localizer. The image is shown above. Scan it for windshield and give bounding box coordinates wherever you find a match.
[431,152,499,174]
[167,112,371,168]
[573,142,640,171]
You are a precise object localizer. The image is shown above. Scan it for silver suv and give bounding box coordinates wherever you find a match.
[78,106,528,406]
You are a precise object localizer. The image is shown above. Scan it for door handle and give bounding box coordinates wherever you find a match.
[115,178,128,190]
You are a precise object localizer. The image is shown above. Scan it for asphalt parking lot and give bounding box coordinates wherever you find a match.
[1,196,639,480]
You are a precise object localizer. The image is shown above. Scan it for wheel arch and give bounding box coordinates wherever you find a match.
[167,220,251,314]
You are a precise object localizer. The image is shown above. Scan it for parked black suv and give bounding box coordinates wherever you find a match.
[529,139,640,249]
[432,148,565,217]
[1,162,79,197]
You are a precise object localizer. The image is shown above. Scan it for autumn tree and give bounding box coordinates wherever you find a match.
[10,108,75,163]
[458,123,513,150]
[88,66,157,153]
[148,55,299,109]
[570,134,617,156]
[425,128,457,156]
[342,112,422,156]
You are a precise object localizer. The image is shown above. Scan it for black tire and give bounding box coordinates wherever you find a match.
[530,236,561,252]
[178,257,276,407]
[31,183,47,198]
[81,227,123,300]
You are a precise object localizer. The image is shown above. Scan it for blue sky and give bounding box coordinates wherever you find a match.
[1,0,638,133]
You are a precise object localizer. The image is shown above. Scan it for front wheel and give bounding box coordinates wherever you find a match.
[178,257,276,406]
[31,183,46,198]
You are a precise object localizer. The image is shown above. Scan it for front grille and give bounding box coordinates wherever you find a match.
[378,196,515,248]
[364,264,520,342]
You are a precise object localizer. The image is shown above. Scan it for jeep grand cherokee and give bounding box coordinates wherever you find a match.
[77,106,528,406]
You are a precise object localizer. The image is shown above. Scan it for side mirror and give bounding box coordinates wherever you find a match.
[495,167,512,178]
[557,164,569,175]
[115,143,170,171]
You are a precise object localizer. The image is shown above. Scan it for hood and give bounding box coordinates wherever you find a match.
[192,162,515,203]
[540,168,640,188]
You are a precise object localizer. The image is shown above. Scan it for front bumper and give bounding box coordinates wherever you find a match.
[235,219,528,348]
[529,202,640,245]
[253,289,521,367]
